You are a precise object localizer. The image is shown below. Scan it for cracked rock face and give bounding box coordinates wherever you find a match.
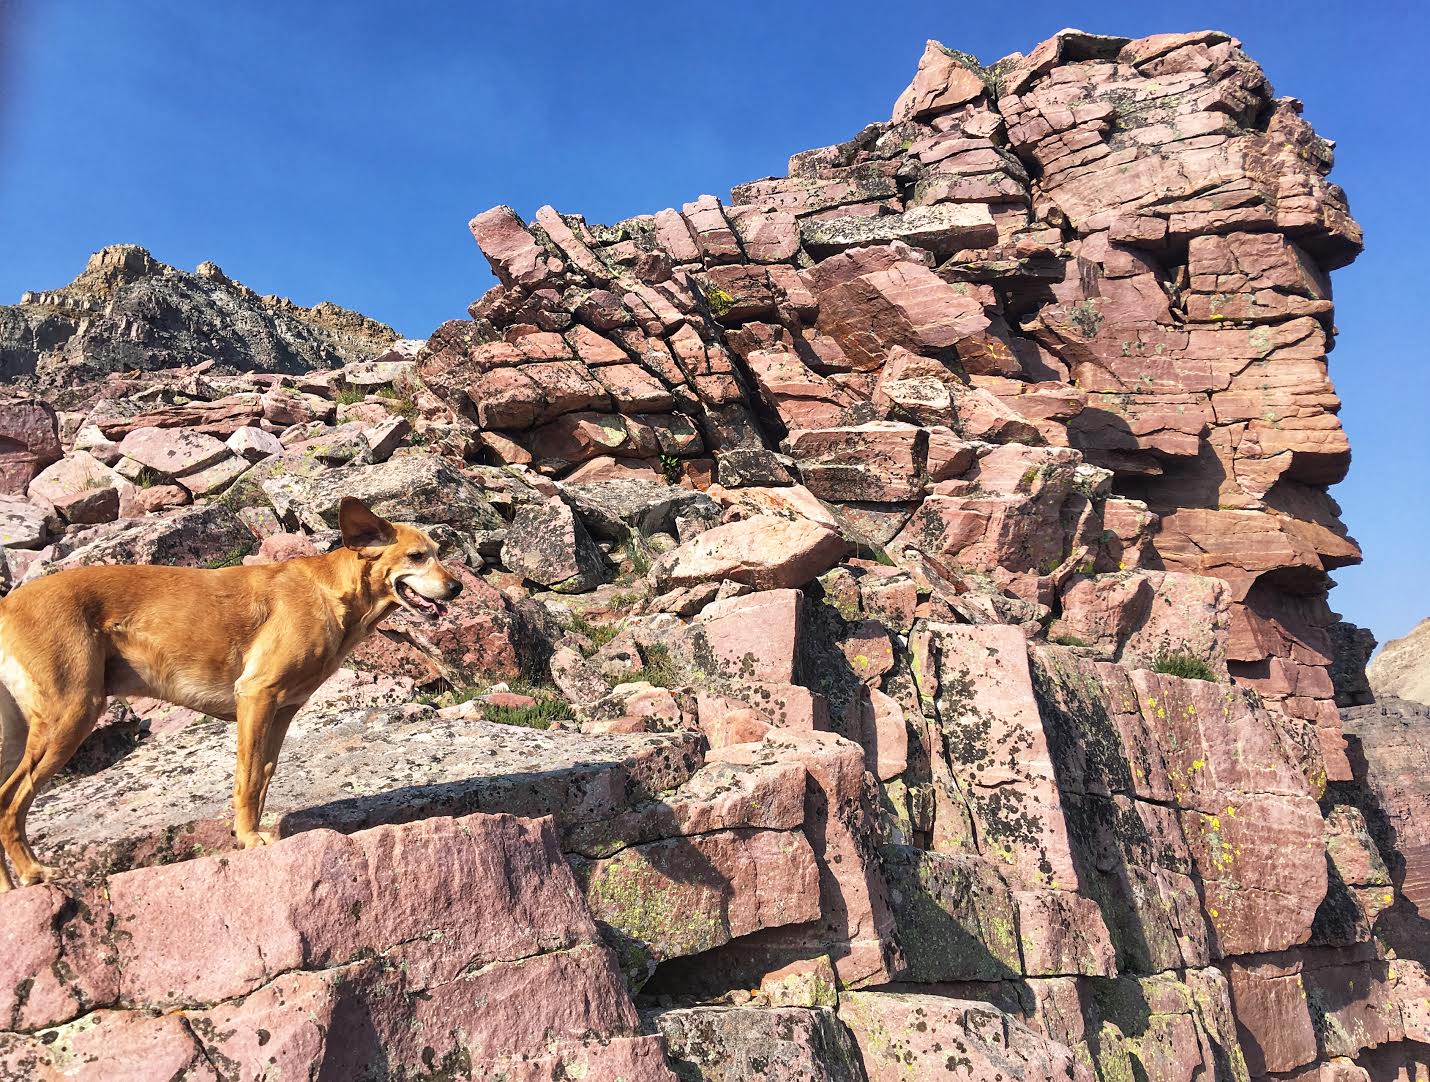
[2,26,1426,1082]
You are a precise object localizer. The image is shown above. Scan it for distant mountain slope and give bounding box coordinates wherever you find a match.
[0,244,397,396]
[1370,617,1430,705]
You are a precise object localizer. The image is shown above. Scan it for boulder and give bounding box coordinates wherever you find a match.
[653,515,847,592]
[785,422,926,502]
[805,248,1018,375]
[572,827,821,979]
[225,424,284,462]
[801,202,999,256]
[881,846,1021,981]
[0,495,49,549]
[651,1006,863,1081]
[0,814,673,1079]
[27,451,125,524]
[501,497,607,592]
[1052,569,1230,672]
[27,700,701,881]
[0,398,61,495]
[469,204,564,287]
[259,453,503,535]
[1341,698,1430,917]
[41,503,254,573]
[909,623,1081,892]
[839,992,1092,1082]
[117,426,232,478]
[698,588,804,684]
[891,40,989,121]
[562,478,720,542]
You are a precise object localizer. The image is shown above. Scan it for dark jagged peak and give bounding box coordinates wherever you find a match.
[0,243,397,398]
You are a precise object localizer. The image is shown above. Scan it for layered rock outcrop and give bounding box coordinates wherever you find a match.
[1,27,1424,1082]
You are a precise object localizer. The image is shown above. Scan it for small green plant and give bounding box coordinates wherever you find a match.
[131,465,166,489]
[569,612,623,655]
[335,387,368,406]
[376,386,419,421]
[624,535,654,577]
[851,541,897,567]
[1065,300,1104,338]
[1151,652,1217,682]
[706,286,735,318]
[415,683,485,708]
[202,540,254,569]
[415,679,574,731]
[638,642,684,688]
[1038,554,1065,576]
[507,675,559,699]
[1051,634,1090,648]
[660,453,682,483]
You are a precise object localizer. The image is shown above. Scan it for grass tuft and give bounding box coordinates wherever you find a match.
[415,680,574,729]
[483,699,573,729]
[624,535,655,577]
[1151,652,1217,682]
[638,642,684,688]
[375,386,419,421]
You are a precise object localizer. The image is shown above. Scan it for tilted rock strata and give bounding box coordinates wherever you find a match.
[429,25,1361,801]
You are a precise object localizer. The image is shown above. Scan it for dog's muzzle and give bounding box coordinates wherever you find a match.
[394,577,455,622]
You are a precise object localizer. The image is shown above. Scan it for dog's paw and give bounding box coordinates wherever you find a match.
[17,863,57,887]
[236,830,275,850]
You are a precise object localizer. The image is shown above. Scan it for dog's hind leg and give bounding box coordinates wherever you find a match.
[0,634,106,890]
[0,694,103,887]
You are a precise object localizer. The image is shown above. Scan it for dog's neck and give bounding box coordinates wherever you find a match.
[316,547,398,651]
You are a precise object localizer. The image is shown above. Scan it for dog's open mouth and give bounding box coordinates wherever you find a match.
[395,579,450,622]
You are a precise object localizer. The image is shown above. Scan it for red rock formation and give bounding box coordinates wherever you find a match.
[429,31,1363,801]
[5,26,1426,1082]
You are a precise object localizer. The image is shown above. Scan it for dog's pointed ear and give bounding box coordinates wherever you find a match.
[339,497,396,550]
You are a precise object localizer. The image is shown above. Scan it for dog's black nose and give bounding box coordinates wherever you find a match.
[447,579,463,599]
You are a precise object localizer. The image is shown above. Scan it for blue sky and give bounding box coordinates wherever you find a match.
[1,1,1425,643]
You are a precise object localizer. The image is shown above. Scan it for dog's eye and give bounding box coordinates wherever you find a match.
[407,552,426,562]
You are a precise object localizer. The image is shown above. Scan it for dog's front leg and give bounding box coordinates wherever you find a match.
[233,685,280,849]
[254,703,300,830]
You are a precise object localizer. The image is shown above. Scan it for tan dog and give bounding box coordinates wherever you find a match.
[0,497,462,891]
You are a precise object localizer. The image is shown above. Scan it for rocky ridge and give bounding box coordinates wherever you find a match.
[0,27,1426,1082]
[0,242,399,398]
